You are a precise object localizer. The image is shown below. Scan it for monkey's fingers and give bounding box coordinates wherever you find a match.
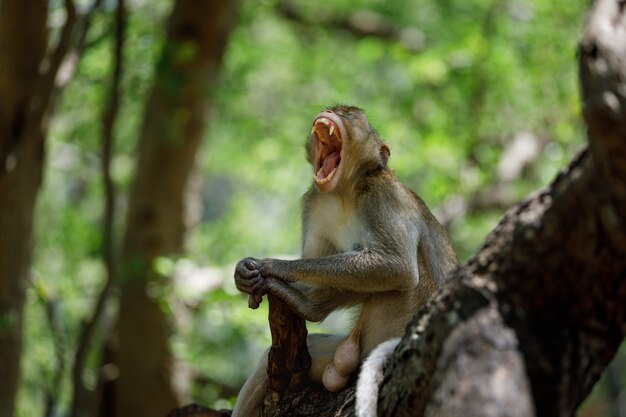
[248,293,263,309]
[244,258,259,270]
[251,276,269,293]
[234,273,263,294]
[235,264,260,280]
[236,257,261,273]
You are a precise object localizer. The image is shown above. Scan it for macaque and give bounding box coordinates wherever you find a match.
[232,106,458,417]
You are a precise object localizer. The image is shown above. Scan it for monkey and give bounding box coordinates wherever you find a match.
[232,105,458,417]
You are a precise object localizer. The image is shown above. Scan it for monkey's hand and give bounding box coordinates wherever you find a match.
[234,257,272,309]
[235,257,296,308]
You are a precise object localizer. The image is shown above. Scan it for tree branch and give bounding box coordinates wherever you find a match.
[276,0,425,53]
[53,0,105,94]
[166,403,231,417]
[434,131,547,226]
[38,0,76,119]
[34,285,66,417]
[70,1,126,416]
[263,295,311,414]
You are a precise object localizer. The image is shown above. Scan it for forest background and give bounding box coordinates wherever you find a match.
[2,0,625,416]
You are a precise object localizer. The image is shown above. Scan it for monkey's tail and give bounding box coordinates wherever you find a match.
[355,337,401,417]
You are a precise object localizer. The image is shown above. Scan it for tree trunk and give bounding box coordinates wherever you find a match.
[244,0,626,416]
[0,2,52,416]
[114,2,238,417]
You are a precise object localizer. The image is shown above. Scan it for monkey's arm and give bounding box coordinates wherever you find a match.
[240,205,420,293]
[260,248,416,292]
[261,279,361,321]
[235,261,361,319]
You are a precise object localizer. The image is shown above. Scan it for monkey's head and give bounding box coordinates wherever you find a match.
[308,106,390,193]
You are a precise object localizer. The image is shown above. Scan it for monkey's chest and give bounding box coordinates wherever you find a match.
[304,197,366,256]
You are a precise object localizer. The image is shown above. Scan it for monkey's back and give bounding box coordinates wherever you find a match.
[351,171,447,354]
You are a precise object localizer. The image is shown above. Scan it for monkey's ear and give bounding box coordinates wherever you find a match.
[379,144,390,167]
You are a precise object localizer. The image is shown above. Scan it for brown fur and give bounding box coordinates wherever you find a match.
[232,106,458,417]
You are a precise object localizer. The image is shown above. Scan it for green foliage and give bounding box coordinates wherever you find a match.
[199,0,588,264]
[19,0,618,414]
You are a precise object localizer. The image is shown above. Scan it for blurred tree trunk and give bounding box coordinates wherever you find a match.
[0,1,77,415]
[0,3,48,415]
[113,1,237,417]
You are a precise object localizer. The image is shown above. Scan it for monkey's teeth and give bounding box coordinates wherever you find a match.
[314,167,337,185]
[312,117,341,145]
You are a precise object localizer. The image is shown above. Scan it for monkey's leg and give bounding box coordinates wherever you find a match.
[258,278,346,322]
[307,333,346,384]
[232,348,269,417]
[310,334,363,392]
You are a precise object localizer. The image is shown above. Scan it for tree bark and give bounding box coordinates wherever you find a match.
[264,295,311,414]
[247,1,626,416]
[0,2,59,416]
[114,2,238,417]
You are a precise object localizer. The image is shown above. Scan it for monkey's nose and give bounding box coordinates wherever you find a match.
[324,110,334,114]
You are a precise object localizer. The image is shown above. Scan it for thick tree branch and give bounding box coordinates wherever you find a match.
[264,295,311,412]
[580,0,626,215]
[0,1,55,414]
[116,1,240,415]
[166,404,231,417]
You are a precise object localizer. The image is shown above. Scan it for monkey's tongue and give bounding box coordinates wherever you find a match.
[318,152,341,178]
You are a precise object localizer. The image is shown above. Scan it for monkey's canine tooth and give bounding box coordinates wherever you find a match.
[329,125,335,136]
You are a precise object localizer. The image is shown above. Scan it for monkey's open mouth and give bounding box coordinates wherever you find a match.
[312,116,343,188]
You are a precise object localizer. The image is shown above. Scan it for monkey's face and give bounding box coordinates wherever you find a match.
[310,109,347,192]
[309,106,388,193]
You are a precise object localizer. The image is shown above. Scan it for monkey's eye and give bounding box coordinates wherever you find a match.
[311,116,343,188]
